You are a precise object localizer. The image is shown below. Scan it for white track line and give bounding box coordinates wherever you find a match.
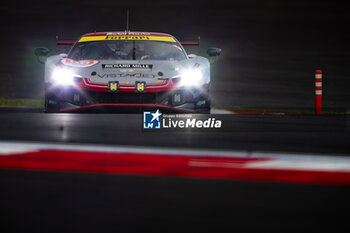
[210,108,234,114]
[246,160,350,172]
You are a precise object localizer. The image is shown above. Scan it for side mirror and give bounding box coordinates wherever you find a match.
[34,47,50,64]
[34,47,50,57]
[207,48,221,57]
[206,48,222,64]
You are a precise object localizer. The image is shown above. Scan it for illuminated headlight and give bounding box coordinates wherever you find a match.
[51,68,81,86]
[179,69,203,87]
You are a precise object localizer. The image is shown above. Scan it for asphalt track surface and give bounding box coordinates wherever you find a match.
[0,111,350,232]
[0,111,349,154]
[1,169,349,233]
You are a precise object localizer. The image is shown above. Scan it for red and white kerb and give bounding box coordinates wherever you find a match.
[315,70,322,115]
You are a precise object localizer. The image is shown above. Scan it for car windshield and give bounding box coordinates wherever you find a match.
[68,40,187,61]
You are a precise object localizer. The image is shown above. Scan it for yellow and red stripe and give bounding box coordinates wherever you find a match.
[79,35,176,43]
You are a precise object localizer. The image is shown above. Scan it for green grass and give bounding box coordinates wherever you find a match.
[0,98,43,107]
[222,107,350,115]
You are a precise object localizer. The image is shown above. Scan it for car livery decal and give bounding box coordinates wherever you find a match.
[78,35,176,43]
[102,64,153,71]
[60,58,100,68]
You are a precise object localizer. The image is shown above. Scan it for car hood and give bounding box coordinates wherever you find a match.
[61,59,194,84]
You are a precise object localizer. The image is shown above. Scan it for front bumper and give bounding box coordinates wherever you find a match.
[46,82,210,112]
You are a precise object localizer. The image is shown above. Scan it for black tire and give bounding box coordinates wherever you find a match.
[44,93,60,113]
[196,108,211,114]
[195,99,211,114]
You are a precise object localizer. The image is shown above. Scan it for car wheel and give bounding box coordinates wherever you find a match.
[195,99,211,113]
[44,93,60,113]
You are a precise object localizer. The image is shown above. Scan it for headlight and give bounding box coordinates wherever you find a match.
[51,68,81,86]
[179,69,203,87]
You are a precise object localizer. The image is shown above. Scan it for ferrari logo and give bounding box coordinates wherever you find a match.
[109,81,119,92]
[135,81,146,93]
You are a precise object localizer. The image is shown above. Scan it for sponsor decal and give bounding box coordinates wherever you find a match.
[91,72,155,79]
[91,71,100,78]
[106,32,151,36]
[79,35,176,43]
[102,64,153,71]
[105,36,150,40]
[143,110,222,130]
[60,58,99,68]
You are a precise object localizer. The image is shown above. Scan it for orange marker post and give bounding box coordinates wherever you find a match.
[315,70,322,114]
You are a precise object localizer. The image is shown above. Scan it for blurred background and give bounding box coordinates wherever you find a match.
[0,0,349,110]
[1,3,350,232]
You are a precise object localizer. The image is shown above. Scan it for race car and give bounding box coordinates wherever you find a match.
[34,31,221,113]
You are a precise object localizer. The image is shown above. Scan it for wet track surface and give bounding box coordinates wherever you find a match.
[0,112,349,154]
[1,169,349,233]
[0,112,350,232]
